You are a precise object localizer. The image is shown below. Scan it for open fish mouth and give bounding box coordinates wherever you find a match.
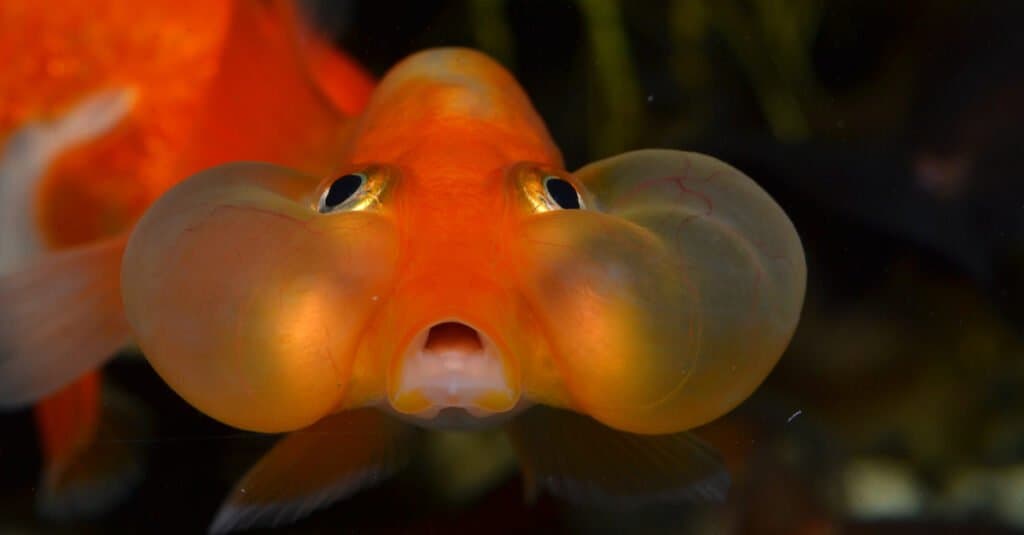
[389,320,518,419]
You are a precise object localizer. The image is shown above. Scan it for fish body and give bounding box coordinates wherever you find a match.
[0,0,372,518]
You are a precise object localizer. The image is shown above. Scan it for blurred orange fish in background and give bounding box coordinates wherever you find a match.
[0,0,372,518]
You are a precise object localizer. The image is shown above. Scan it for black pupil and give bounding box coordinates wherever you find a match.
[323,174,363,209]
[545,177,581,209]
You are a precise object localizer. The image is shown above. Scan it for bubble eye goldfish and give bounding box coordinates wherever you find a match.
[118,48,805,530]
[123,48,805,436]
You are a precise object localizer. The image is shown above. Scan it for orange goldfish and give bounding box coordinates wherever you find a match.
[118,48,805,532]
[0,0,372,518]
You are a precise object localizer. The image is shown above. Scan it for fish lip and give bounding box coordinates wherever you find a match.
[388,318,520,419]
[382,402,533,431]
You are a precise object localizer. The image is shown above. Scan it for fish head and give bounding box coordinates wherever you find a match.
[331,48,572,426]
[122,48,806,435]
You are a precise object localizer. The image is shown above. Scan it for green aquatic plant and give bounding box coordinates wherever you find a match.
[469,0,515,68]
[670,0,823,141]
[578,0,643,158]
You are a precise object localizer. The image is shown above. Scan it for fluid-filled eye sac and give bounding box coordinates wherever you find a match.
[514,150,806,435]
[122,163,399,433]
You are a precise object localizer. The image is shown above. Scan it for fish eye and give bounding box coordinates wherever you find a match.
[513,166,591,214]
[543,176,583,209]
[319,173,366,212]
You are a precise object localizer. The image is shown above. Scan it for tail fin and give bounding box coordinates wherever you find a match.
[0,233,131,407]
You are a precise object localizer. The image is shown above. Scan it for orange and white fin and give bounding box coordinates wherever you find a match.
[0,233,132,406]
[209,409,415,535]
[35,375,148,518]
[505,406,730,508]
[0,88,135,272]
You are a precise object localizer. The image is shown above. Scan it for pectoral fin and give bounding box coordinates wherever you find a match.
[505,406,728,508]
[209,408,416,535]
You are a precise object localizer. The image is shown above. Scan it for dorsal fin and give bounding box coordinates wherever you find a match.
[176,0,374,179]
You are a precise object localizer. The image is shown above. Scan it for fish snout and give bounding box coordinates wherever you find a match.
[388,320,520,421]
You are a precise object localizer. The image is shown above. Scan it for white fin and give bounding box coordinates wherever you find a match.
[0,234,131,406]
[0,87,136,273]
[209,409,416,534]
[505,406,730,508]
